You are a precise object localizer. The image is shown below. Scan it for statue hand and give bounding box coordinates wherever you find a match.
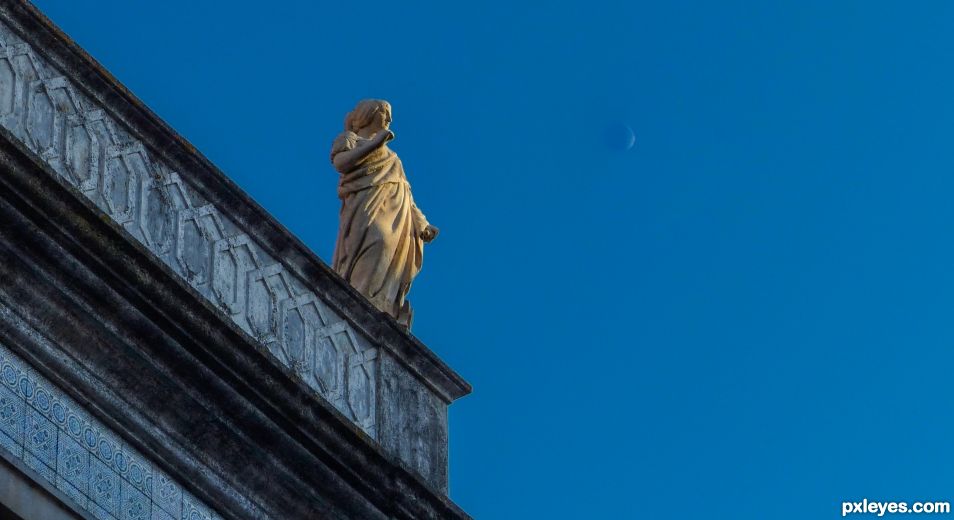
[421,225,439,243]
[375,129,395,144]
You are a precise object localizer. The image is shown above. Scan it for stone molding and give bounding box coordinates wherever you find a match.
[0,0,469,491]
[0,11,376,435]
[0,126,470,518]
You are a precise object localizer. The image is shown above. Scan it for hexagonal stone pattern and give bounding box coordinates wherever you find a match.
[0,17,379,439]
[0,342,225,519]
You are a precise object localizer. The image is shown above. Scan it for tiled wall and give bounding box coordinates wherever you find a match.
[0,341,223,520]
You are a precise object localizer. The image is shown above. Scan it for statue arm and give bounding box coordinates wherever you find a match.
[332,131,391,173]
[411,202,429,230]
[412,201,439,243]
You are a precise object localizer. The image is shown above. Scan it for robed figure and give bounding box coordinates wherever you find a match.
[330,100,439,328]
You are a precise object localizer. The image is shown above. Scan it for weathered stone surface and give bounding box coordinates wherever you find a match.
[378,351,450,492]
[0,0,469,493]
[0,13,387,435]
[0,124,470,518]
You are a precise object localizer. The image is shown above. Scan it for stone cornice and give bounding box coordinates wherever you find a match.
[0,125,470,518]
[0,0,470,405]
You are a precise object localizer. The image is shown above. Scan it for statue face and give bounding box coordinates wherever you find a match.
[374,107,392,132]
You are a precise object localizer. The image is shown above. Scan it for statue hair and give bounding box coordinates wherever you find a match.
[345,99,391,132]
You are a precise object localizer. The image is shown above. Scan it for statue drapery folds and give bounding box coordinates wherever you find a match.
[330,100,438,328]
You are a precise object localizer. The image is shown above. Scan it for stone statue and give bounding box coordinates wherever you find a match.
[330,100,439,328]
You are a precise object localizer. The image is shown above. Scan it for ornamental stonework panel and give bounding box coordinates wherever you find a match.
[0,20,379,437]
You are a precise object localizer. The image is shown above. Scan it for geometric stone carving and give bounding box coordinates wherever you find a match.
[104,142,148,226]
[175,204,222,289]
[245,263,288,345]
[347,343,377,432]
[25,78,56,158]
[0,17,380,440]
[0,3,461,498]
[313,322,377,434]
[212,234,259,316]
[278,294,315,378]
[139,167,179,257]
[77,109,115,197]
[2,43,38,140]
[277,292,328,385]
[64,113,99,191]
[0,57,12,118]
[314,333,342,401]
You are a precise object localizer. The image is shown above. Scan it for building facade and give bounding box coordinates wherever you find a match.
[0,1,471,518]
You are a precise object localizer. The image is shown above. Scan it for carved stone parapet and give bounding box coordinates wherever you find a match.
[0,0,468,493]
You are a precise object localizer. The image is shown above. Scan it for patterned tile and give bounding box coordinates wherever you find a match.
[24,405,57,467]
[90,502,119,520]
[121,479,151,520]
[57,429,89,494]
[153,468,182,519]
[124,440,153,498]
[56,475,89,508]
[81,420,102,453]
[0,429,21,458]
[0,355,21,393]
[24,450,55,483]
[91,455,121,516]
[0,383,23,444]
[95,428,122,469]
[30,383,55,418]
[0,341,226,520]
[48,393,69,429]
[181,491,213,520]
[56,392,88,439]
[16,369,36,402]
[151,507,175,520]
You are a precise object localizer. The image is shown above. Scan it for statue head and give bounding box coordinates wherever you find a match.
[345,99,392,134]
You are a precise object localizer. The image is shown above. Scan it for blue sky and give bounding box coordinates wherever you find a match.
[31,1,954,518]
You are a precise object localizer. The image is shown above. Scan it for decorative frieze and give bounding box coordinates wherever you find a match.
[0,21,380,439]
[0,342,223,520]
